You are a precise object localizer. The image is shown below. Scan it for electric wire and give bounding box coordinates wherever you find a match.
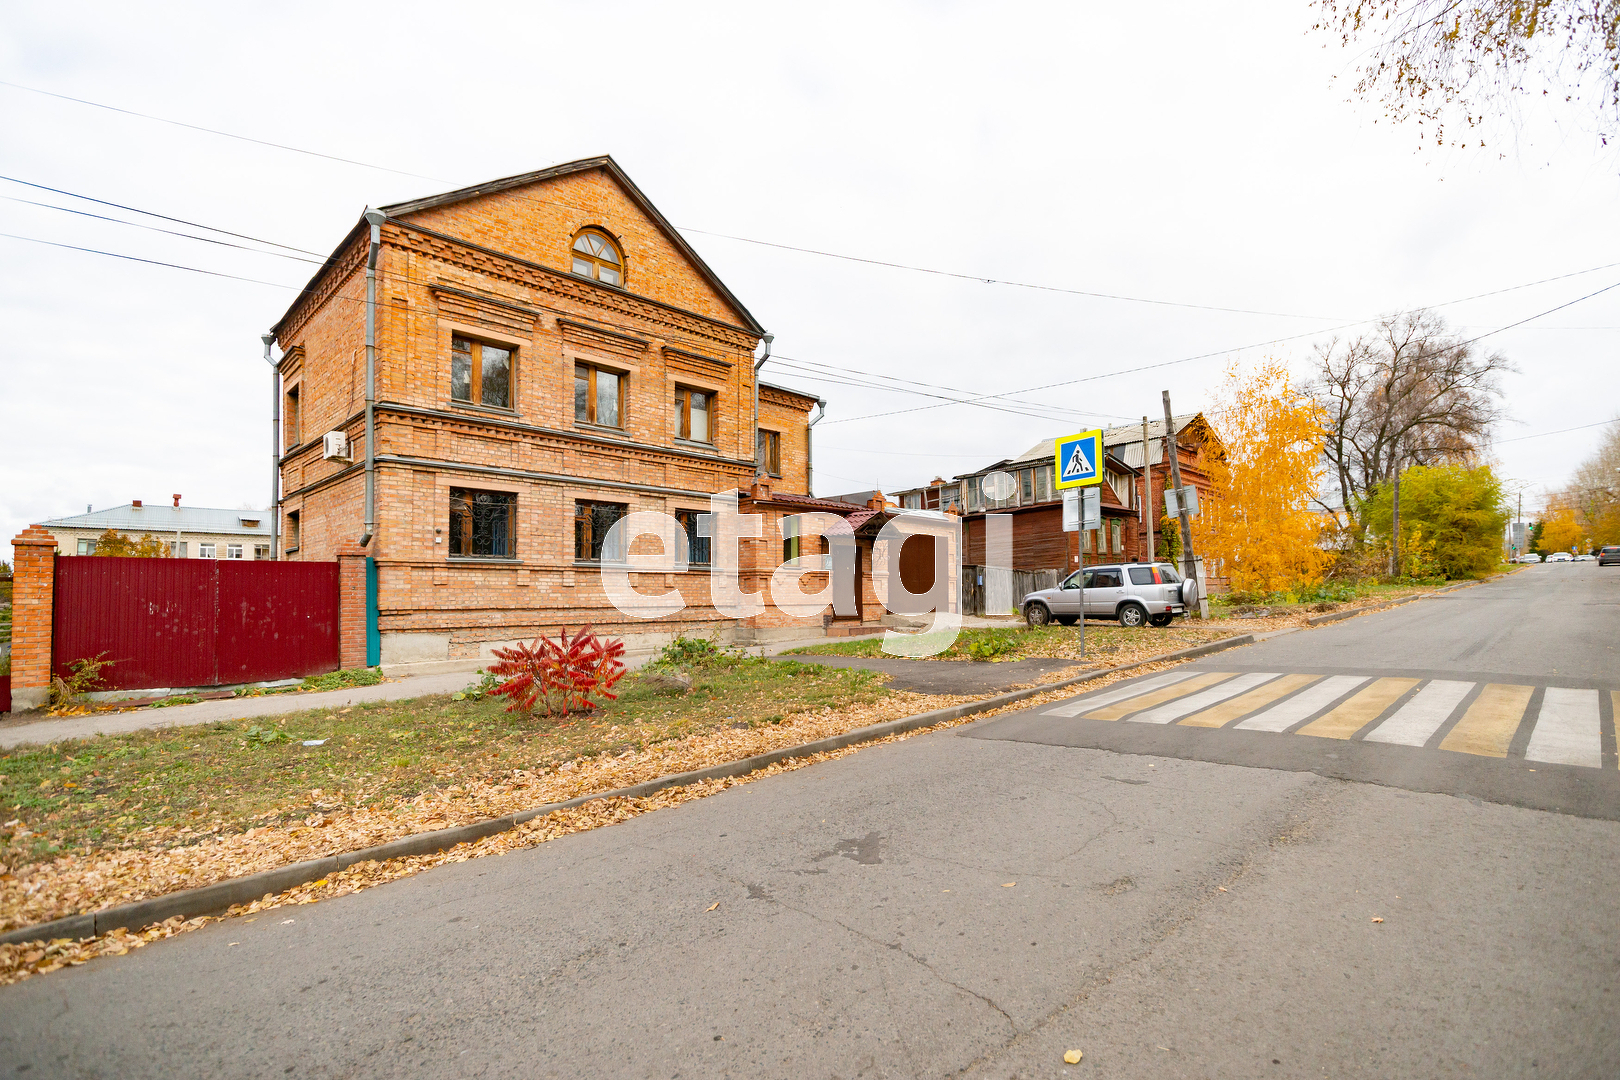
[0,194,326,265]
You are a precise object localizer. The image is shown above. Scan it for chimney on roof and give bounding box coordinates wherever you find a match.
[867,494,886,511]
[172,494,182,509]
[749,476,773,500]
[132,499,142,509]
[929,476,945,487]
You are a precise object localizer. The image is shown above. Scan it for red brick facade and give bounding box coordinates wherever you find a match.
[271,158,840,666]
[8,526,59,711]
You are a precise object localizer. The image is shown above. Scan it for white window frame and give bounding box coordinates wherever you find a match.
[227,543,244,560]
[199,543,217,559]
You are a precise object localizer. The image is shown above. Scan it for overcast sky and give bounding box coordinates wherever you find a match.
[3,0,1616,550]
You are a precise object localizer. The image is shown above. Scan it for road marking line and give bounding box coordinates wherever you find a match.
[1234,675,1370,732]
[1525,687,1602,769]
[1363,680,1474,747]
[1295,678,1421,740]
[1179,673,1323,728]
[1040,671,1198,717]
[1127,672,1282,725]
[1439,683,1534,758]
[1081,672,1236,721]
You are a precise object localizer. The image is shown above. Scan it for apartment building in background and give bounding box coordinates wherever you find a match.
[33,498,272,560]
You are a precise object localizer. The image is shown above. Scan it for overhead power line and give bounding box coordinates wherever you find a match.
[0,80,436,181]
[0,175,328,256]
[1492,418,1619,445]
[0,194,325,265]
[676,226,1351,322]
[0,82,1392,323]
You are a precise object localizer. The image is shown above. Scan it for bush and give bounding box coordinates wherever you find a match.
[49,653,115,707]
[488,626,627,717]
[646,634,747,671]
[301,667,383,692]
[960,629,1020,660]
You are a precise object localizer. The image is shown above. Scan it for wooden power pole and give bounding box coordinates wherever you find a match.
[1141,417,1154,564]
[1161,391,1196,588]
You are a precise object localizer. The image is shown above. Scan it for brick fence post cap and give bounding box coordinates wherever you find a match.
[12,525,58,547]
[335,542,370,558]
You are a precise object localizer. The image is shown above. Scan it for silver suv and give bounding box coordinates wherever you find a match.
[1022,562,1195,629]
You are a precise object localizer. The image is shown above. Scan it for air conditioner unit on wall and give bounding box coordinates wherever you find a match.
[322,431,351,461]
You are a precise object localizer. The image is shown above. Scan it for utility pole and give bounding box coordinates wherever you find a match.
[1141,417,1154,564]
[1389,455,1402,578]
[1161,391,1196,590]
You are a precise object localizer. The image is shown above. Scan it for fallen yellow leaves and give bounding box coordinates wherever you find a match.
[705,902,720,912]
[1064,1049,1083,1064]
[0,657,1192,987]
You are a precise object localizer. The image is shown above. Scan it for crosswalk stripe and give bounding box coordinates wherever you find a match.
[1126,672,1282,725]
[1234,675,1370,732]
[1439,683,1534,757]
[1297,678,1421,739]
[1080,672,1236,721]
[1364,680,1474,747]
[1179,673,1323,728]
[1040,671,1198,717]
[1525,688,1602,768]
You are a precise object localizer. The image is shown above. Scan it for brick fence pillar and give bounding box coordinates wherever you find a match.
[10,526,59,712]
[336,543,369,670]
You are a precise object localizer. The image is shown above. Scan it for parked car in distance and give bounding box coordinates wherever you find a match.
[1512,553,1542,563]
[1574,553,1596,562]
[1547,552,1574,563]
[1022,562,1193,628]
[1599,546,1620,566]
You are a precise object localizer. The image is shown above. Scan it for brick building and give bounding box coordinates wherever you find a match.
[895,413,1222,574]
[270,156,892,667]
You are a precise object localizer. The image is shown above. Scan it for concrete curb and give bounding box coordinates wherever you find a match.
[0,632,1256,947]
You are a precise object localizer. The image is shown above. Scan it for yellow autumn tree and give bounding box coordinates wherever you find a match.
[1193,359,1329,596]
[1537,498,1584,555]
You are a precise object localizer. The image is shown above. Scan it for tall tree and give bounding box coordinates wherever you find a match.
[1312,310,1510,531]
[1562,417,1620,545]
[1313,1,1620,150]
[1363,465,1511,578]
[92,530,171,558]
[1193,360,1330,596]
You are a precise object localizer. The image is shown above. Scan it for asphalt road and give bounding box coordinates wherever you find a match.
[4,565,1618,1078]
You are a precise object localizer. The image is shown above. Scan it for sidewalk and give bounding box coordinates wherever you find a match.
[0,671,477,750]
[0,630,883,750]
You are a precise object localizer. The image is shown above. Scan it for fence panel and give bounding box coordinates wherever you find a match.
[217,561,340,684]
[52,556,341,692]
[53,556,217,690]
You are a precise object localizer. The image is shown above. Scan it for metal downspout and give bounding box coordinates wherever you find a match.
[263,333,279,559]
[806,398,826,495]
[360,208,385,547]
[752,333,774,477]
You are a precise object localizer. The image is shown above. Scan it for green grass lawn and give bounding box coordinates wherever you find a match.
[0,657,887,869]
[786,623,1233,663]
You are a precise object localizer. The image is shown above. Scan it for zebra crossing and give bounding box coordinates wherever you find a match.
[1040,671,1614,769]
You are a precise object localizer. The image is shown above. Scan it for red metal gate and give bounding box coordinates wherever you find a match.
[52,556,339,691]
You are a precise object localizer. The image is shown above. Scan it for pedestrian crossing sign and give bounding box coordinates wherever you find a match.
[1054,429,1104,490]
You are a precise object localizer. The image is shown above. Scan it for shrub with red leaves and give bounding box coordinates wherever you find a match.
[486,626,627,718]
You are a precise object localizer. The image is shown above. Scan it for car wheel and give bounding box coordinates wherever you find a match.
[1118,602,1148,628]
[1149,613,1173,627]
[1055,615,1078,626]
[1026,603,1052,627]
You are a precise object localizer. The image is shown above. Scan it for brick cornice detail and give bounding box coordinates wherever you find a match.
[12,525,57,548]
[396,227,757,351]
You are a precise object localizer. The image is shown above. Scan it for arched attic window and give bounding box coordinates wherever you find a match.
[570,228,623,286]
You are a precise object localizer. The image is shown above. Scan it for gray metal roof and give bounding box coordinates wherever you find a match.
[36,504,271,536]
[951,414,1204,479]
